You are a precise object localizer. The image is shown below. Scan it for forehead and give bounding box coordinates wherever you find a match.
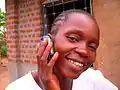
[57,13,99,40]
[66,13,98,31]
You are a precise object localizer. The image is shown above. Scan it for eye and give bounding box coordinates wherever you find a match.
[66,35,79,42]
[88,43,97,51]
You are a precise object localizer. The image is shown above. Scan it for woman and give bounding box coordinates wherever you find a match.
[6,9,118,90]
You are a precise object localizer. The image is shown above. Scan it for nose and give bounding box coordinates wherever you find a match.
[74,43,89,58]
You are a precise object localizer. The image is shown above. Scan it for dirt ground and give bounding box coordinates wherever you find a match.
[0,58,10,90]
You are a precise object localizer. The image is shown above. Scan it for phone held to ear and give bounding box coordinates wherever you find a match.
[41,35,54,62]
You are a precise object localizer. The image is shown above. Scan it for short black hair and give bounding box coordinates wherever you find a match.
[50,9,97,36]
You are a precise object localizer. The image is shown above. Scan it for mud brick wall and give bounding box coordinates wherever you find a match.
[93,0,120,89]
[6,0,43,81]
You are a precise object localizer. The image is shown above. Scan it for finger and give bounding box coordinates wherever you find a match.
[48,52,59,67]
[40,40,53,64]
[37,38,48,58]
[37,38,48,71]
[37,56,43,70]
[37,55,46,74]
[37,56,43,68]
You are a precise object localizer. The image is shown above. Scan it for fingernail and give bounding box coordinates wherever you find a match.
[40,37,44,41]
[40,37,47,46]
[40,37,46,41]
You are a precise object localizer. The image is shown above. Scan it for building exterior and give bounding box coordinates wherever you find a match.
[6,0,120,89]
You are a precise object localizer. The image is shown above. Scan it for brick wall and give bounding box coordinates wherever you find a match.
[6,0,43,81]
[7,0,43,64]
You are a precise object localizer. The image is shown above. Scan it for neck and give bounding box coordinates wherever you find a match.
[54,67,73,90]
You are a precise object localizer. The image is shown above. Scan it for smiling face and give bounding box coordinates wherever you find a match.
[53,12,99,79]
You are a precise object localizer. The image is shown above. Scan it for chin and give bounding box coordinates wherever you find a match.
[71,72,83,79]
[67,68,90,79]
[61,70,82,79]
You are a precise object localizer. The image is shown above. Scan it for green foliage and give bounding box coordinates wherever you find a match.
[0,44,7,57]
[0,8,7,58]
[0,8,6,27]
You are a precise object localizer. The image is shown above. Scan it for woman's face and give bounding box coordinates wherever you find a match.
[53,13,99,79]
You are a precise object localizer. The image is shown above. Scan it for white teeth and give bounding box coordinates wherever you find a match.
[70,60,74,63]
[78,63,83,67]
[75,62,79,66]
[68,60,83,67]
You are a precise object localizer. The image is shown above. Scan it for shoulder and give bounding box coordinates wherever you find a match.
[73,68,118,90]
[5,72,42,90]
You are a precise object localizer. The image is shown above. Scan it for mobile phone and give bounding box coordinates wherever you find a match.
[42,35,54,62]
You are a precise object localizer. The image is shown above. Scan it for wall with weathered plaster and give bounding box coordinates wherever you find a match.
[93,0,120,89]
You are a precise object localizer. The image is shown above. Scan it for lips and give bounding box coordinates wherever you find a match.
[66,57,88,67]
[68,59,84,67]
[66,58,89,74]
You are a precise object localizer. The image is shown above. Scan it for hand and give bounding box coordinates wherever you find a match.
[37,38,60,90]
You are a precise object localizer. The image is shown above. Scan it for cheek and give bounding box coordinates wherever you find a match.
[54,39,76,67]
[54,38,75,53]
[89,52,96,63]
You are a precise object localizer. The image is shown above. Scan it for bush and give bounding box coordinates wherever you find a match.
[0,45,7,57]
